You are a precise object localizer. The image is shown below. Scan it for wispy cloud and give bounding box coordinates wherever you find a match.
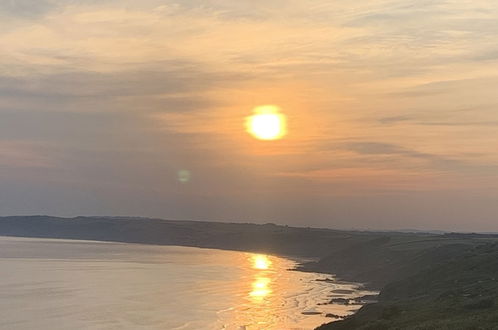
[0,0,55,18]
[0,140,54,168]
[1,0,498,229]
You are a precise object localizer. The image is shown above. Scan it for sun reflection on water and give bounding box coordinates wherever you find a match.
[250,277,272,300]
[249,254,273,304]
[252,254,271,270]
[212,252,372,329]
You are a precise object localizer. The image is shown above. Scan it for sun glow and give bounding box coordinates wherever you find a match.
[250,277,272,298]
[246,105,287,140]
[253,254,272,270]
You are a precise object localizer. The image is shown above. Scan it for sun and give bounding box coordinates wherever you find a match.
[246,105,287,140]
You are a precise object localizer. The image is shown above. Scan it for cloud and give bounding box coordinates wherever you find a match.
[0,0,55,18]
[0,60,247,114]
[1,0,498,229]
[0,140,54,168]
[378,116,413,124]
[343,142,421,156]
[334,141,498,178]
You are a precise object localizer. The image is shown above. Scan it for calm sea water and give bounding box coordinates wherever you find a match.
[0,236,371,330]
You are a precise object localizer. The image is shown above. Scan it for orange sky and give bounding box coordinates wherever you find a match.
[1,0,498,231]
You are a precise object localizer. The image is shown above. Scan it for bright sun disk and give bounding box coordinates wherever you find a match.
[246,105,287,140]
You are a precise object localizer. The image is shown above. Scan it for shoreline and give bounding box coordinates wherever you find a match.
[7,216,481,329]
[0,234,375,327]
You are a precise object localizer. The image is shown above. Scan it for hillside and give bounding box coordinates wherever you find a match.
[317,241,498,329]
[0,216,397,258]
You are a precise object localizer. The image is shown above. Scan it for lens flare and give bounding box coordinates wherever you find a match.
[177,169,191,183]
[246,105,287,140]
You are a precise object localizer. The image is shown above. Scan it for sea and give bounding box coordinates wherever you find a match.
[0,236,373,330]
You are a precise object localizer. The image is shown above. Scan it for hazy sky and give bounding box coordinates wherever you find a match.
[1,0,498,231]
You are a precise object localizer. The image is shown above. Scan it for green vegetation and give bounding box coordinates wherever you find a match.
[317,239,498,330]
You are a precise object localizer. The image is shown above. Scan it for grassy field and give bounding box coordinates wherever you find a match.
[316,236,498,329]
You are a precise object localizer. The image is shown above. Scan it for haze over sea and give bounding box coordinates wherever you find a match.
[0,236,371,330]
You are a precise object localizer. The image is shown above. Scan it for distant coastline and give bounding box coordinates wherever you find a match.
[2,216,498,329]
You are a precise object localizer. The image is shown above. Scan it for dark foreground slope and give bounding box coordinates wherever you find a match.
[2,216,498,329]
[317,241,498,330]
